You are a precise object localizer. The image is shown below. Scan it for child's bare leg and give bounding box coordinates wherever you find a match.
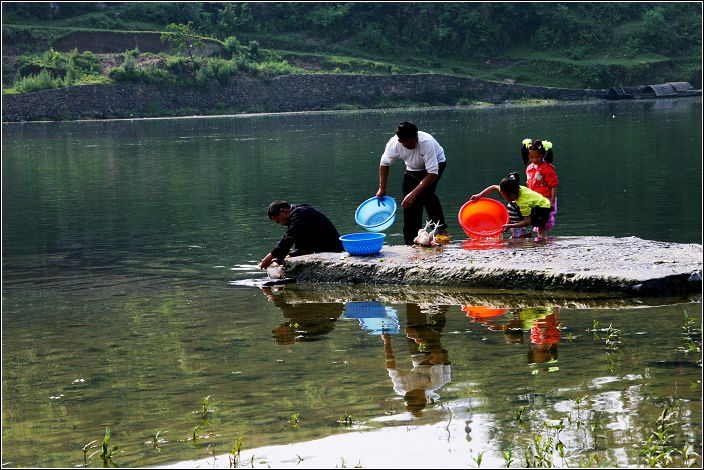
[535,227,549,240]
[511,227,529,238]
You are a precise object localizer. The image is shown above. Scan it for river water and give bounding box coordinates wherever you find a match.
[2,99,701,468]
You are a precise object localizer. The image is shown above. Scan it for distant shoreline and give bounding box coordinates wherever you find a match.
[1,99,605,125]
[1,73,608,123]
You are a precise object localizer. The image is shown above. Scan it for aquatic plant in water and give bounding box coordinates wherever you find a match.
[100,427,119,464]
[200,394,212,420]
[289,411,301,428]
[228,434,243,468]
[640,407,701,468]
[150,430,166,451]
[679,312,702,363]
[508,397,702,468]
[501,449,514,467]
[471,450,484,467]
[338,412,354,427]
[192,424,201,446]
[81,439,98,467]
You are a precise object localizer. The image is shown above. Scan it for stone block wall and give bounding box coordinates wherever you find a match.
[2,73,609,122]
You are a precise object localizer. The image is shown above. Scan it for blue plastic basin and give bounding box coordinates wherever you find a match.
[355,196,397,232]
[339,232,386,255]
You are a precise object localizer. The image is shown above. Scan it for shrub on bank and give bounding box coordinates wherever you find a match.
[11,69,64,93]
[106,52,302,88]
[5,48,107,93]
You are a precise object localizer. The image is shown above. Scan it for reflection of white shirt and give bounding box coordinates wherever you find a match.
[380,131,446,174]
[387,363,452,399]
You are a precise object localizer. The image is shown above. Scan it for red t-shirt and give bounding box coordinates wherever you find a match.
[526,162,558,199]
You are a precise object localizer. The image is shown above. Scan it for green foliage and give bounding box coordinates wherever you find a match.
[223,35,243,58]
[680,311,702,362]
[160,21,205,60]
[216,3,254,38]
[100,427,119,462]
[338,412,354,427]
[3,3,700,93]
[289,411,301,428]
[8,3,700,60]
[200,394,211,420]
[7,47,106,93]
[150,430,165,451]
[229,434,244,468]
[11,69,64,93]
[639,407,700,468]
[192,424,201,445]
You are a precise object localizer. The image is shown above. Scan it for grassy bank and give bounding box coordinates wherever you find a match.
[2,3,700,97]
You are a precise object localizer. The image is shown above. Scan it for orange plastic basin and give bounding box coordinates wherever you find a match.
[458,198,509,239]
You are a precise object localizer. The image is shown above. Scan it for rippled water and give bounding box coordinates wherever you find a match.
[2,100,701,467]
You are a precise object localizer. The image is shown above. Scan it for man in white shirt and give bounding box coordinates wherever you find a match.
[376,121,448,245]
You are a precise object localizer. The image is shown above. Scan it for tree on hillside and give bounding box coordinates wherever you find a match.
[160,21,205,61]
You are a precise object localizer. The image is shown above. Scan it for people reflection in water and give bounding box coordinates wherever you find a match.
[464,305,561,364]
[501,307,561,364]
[381,303,452,416]
[527,308,560,364]
[262,287,344,345]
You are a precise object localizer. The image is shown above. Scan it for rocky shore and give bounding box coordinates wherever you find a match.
[282,236,703,297]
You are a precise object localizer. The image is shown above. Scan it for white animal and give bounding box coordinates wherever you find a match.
[414,220,439,247]
[266,262,284,279]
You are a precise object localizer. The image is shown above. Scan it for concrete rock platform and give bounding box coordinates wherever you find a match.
[283,236,703,297]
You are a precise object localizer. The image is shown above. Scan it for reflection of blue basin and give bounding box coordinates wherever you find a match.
[343,301,387,318]
[359,309,400,335]
[342,302,400,335]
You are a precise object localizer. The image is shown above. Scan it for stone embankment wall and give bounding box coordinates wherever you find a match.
[2,73,608,122]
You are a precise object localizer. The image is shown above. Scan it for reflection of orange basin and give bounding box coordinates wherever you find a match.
[462,306,509,319]
[458,198,509,239]
[462,239,507,251]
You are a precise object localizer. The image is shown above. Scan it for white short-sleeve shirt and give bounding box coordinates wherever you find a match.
[380,131,446,174]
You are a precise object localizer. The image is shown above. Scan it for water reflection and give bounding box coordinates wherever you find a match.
[527,309,561,366]
[262,287,343,344]
[341,301,400,335]
[461,238,508,251]
[2,103,701,468]
[382,304,452,416]
[464,304,561,368]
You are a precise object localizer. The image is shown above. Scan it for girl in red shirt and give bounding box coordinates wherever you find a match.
[508,139,559,238]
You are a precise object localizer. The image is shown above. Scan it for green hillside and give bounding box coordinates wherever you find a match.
[2,2,701,94]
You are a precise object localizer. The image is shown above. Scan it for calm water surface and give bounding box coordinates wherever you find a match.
[2,99,702,467]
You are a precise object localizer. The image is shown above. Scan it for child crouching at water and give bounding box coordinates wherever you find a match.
[469,172,553,240]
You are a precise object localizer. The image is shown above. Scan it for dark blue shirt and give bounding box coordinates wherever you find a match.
[271,204,343,261]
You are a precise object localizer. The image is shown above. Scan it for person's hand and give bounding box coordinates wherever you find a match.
[376,188,387,198]
[502,223,512,231]
[469,194,480,203]
[259,253,274,270]
[401,193,415,209]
